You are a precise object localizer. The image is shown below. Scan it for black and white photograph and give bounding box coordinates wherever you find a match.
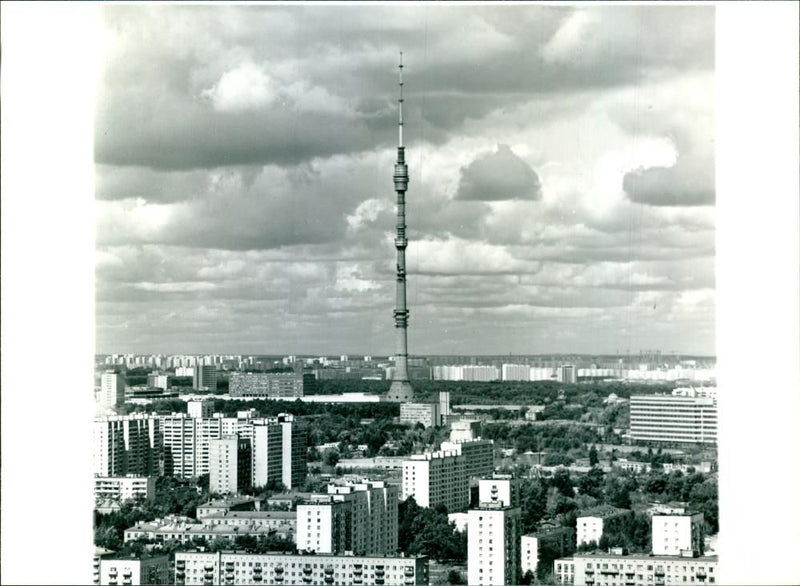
[1,3,798,585]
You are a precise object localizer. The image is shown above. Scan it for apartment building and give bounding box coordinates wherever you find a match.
[467,502,522,586]
[174,551,429,586]
[402,450,468,511]
[98,554,171,585]
[125,512,296,544]
[93,414,162,477]
[652,513,705,557]
[229,372,304,398]
[553,551,718,586]
[98,371,126,412]
[521,527,575,576]
[94,476,156,504]
[629,394,717,445]
[187,399,214,418]
[159,413,306,488]
[209,436,252,494]
[441,439,495,480]
[576,508,632,547]
[399,402,441,428]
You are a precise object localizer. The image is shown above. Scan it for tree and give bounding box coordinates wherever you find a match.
[519,569,535,585]
[589,445,599,467]
[447,570,467,585]
[578,466,605,499]
[552,468,575,498]
[322,449,340,467]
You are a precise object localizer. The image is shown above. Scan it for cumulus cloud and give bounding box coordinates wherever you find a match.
[202,62,277,112]
[456,145,542,201]
[95,5,716,355]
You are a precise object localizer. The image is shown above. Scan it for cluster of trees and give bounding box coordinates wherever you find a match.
[94,476,210,550]
[482,422,603,454]
[398,498,467,563]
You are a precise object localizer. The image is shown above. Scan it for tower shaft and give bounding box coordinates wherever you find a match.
[387,53,414,403]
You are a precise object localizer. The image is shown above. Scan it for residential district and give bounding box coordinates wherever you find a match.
[93,353,718,586]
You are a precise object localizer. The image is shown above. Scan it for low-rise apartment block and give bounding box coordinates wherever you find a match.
[174,551,429,585]
[94,475,156,504]
[553,551,718,586]
[521,526,575,576]
[576,507,632,547]
[399,402,441,428]
[652,512,705,557]
[98,554,171,585]
[124,511,296,544]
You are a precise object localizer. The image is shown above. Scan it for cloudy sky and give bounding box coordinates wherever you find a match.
[95,4,716,356]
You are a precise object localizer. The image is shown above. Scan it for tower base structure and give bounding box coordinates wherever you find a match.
[386,380,414,403]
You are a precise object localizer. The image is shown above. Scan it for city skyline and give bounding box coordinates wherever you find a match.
[96,5,715,356]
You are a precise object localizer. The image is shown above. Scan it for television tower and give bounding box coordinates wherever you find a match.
[387,52,414,402]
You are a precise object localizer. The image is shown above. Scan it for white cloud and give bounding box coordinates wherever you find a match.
[202,61,277,112]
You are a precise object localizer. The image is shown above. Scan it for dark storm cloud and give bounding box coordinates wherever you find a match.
[623,156,715,207]
[456,145,541,201]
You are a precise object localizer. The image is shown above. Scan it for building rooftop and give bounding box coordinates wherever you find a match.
[201,510,296,520]
[568,552,718,562]
[577,505,630,520]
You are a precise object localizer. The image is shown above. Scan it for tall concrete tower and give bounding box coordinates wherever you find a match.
[387,53,414,403]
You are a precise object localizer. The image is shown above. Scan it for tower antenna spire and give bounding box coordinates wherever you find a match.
[398,51,404,147]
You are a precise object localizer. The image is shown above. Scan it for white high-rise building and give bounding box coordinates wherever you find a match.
[297,496,350,554]
[630,394,718,445]
[468,503,521,586]
[402,450,467,511]
[209,436,252,494]
[652,512,705,556]
[98,371,126,412]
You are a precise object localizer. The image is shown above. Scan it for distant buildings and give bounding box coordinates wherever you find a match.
[174,551,429,586]
[193,364,217,392]
[229,372,304,398]
[399,403,440,429]
[630,390,717,445]
[98,371,125,412]
[433,365,500,381]
[147,371,170,390]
